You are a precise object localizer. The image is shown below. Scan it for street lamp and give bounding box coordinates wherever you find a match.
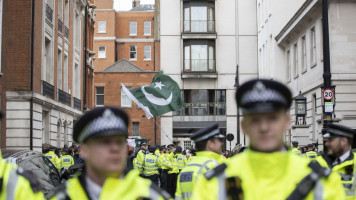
[295,92,307,125]
[234,65,241,144]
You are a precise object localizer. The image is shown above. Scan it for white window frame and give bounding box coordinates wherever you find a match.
[130,45,137,61]
[144,45,151,61]
[98,46,106,58]
[96,87,104,107]
[98,21,106,33]
[301,35,307,73]
[293,43,298,78]
[310,27,317,67]
[121,87,132,107]
[130,21,137,36]
[144,21,151,36]
[132,122,140,136]
[286,50,291,82]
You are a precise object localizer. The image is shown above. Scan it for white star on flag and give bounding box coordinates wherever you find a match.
[154,81,165,90]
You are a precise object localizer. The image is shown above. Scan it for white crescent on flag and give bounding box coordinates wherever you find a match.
[141,86,173,106]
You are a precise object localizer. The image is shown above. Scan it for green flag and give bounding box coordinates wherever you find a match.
[122,72,185,119]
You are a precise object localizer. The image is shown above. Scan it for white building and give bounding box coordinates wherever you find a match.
[160,0,258,150]
[259,0,356,148]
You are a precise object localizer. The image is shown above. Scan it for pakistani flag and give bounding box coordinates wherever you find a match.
[122,72,185,119]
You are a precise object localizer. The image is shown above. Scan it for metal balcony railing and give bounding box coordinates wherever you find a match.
[65,26,69,38]
[184,20,215,33]
[73,97,81,111]
[58,89,71,106]
[58,19,63,33]
[174,102,226,116]
[45,4,53,22]
[42,81,55,100]
[184,59,215,72]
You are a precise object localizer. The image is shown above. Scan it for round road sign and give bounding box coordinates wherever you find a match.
[323,89,334,101]
[226,133,234,142]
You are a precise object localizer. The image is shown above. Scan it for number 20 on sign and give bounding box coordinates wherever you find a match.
[323,89,334,101]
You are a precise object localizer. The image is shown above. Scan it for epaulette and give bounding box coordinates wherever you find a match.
[204,163,227,180]
[149,182,171,200]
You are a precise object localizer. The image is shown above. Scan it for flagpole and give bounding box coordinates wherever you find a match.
[152,117,173,143]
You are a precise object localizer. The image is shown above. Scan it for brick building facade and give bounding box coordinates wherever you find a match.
[93,0,161,145]
[0,0,96,151]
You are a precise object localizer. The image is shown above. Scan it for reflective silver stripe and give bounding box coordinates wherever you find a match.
[314,180,323,200]
[216,171,226,200]
[196,160,218,181]
[346,190,355,196]
[182,192,192,199]
[149,185,160,200]
[7,169,19,200]
[187,164,202,168]
[175,196,183,200]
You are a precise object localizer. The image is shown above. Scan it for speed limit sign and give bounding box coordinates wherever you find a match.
[323,89,334,101]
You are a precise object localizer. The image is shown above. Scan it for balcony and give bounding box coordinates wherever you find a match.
[58,89,71,106]
[65,26,69,39]
[58,19,63,33]
[45,4,53,22]
[42,81,54,100]
[174,103,226,116]
[182,20,216,39]
[73,97,81,111]
[182,59,217,79]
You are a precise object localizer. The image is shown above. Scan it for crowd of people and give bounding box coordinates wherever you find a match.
[0,78,355,200]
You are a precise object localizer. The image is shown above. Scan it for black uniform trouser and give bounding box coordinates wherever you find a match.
[145,174,159,186]
[160,170,168,191]
[167,173,178,198]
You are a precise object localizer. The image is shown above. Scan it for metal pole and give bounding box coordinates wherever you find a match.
[234,65,240,144]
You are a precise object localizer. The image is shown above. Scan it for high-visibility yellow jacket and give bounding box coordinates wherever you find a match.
[305,151,318,160]
[0,152,45,200]
[317,152,356,199]
[175,151,221,200]
[45,151,61,171]
[155,149,160,156]
[136,149,146,164]
[60,155,74,170]
[160,153,171,170]
[192,150,345,200]
[188,156,194,162]
[133,157,143,172]
[291,148,301,156]
[176,154,188,170]
[49,169,171,200]
[168,152,179,174]
[142,153,172,176]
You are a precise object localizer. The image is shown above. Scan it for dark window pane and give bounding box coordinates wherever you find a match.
[96,96,104,105]
[96,87,104,94]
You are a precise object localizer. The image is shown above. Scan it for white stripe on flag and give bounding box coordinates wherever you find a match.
[121,83,154,119]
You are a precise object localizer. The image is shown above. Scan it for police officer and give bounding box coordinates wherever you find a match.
[176,146,188,172]
[159,145,170,191]
[305,143,318,160]
[167,144,179,198]
[317,123,356,199]
[60,148,74,170]
[137,142,148,164]
[192,79,344,199]
[50,106,170,200]
[291,141,301,156]
[45,146,61,171]
[175,123,225,200]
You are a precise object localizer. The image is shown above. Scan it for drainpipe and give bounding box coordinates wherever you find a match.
[30,0,35,150]
[83,4,88,110]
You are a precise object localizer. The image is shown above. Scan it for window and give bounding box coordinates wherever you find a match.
[98,46,106,58]
[74,12,80,49]
[301,36,307,72]
[144,45,151,60]
[96,87,104,106]
[130,21,137,36]
[175,89,226,116]
[130,45,137,60]
[293,43,298,77]
[132,122,139,136]
[57,49,62,89]
[184,40,215,72]
[73,63,80,98]
[311,27,316,66]
[63,54,68,92]
[144,21,151,35]
[44,37,54,84]
[184,141,192,150]
[58,0,63,20]
[286,50,291,82]
[98,21,106,33]
[121,87,132,107]
[184,2,214,33]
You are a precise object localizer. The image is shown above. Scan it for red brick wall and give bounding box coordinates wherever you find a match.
[94,72,161,145]
[95,0,113,10]
[117,42,155,71]
[93,40,116,72]
[116,12,155,39]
